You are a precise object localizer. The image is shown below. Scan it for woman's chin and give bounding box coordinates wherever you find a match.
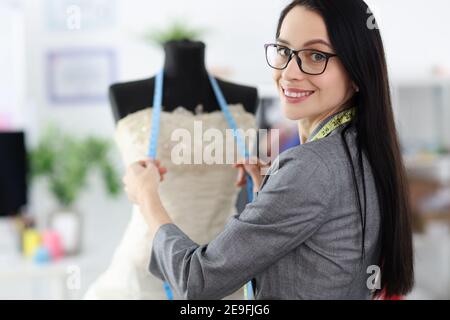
[282,104,311,121]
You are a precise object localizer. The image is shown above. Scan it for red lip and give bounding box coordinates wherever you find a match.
[282,87,315,93]
[281,87,315,104]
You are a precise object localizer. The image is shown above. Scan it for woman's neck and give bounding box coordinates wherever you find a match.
[298,101,353,144]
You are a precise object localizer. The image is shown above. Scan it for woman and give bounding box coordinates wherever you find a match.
[123,0,414,299]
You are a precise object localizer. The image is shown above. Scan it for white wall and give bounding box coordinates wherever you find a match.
[0,0,26,128]
[366,0,450,79]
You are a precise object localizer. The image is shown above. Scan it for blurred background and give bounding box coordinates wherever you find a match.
[1,0,450,300]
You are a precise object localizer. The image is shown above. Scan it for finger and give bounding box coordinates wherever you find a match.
[132,163,145,173]
[137,159,148,167]
[236,167,247,187]
[159,168,167,176]
[146,158,160,166]
[237,175,247,187]
[258,159,271,168]
[248,157,263,167]
[141,158,158,168]
[237,166,244,181]
[245,164,261,181]
[233,160,247,168]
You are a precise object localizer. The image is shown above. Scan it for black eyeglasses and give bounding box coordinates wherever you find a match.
[264,43,337,75]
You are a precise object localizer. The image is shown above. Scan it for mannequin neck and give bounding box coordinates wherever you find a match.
[163,40,208,81]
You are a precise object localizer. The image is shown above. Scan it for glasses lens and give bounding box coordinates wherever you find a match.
[266,44,290,69]
[298,50,328,75]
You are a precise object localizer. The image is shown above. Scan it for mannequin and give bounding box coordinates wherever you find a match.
[84,39,259,300]
[109,39,258,121]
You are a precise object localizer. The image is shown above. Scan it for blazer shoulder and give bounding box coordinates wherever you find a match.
[269,145,333,184]
[277,144,329,170]
[287,131,353,168]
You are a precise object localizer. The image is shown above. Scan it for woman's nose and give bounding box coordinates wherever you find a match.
[282,55,306,82]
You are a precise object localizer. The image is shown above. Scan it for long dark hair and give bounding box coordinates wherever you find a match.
[276,0,414,298]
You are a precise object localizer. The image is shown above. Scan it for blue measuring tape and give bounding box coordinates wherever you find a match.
[148,69,164,159]
[208,74,254,204]
[148,70,254,300]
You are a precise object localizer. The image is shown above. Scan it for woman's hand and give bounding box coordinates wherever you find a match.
[233,157,270,193]
[123,158,172,237]
[123,159,167,205]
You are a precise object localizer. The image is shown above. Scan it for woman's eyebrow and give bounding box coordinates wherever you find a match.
[276,38,291,46]
[276,38,332,49]
[303,39,332,48]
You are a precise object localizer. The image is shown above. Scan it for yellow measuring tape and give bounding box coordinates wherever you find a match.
[309,107,356,142]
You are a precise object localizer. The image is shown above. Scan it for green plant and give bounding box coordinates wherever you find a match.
[29,125,121,208]
[143,19,208,46]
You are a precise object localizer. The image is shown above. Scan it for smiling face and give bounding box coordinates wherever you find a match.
[273,5,357,121]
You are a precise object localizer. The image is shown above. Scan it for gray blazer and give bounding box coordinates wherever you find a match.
[149,122,381,300]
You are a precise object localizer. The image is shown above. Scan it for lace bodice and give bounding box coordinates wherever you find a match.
[115,104,256,244]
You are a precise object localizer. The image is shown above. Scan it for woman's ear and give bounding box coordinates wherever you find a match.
[352,82,360,92]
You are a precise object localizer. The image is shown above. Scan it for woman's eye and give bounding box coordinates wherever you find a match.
[277,47,290,57]
[311,52,326,62]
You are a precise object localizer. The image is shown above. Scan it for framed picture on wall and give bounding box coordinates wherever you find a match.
[46,48,117,105]
[46,0,117,32]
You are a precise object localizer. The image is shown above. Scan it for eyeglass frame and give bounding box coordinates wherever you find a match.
[264,43,338,75]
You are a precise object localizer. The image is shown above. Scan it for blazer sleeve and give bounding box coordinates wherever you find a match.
[148,148,334,300]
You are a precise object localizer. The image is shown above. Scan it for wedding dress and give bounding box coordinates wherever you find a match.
[84,104,256,299]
